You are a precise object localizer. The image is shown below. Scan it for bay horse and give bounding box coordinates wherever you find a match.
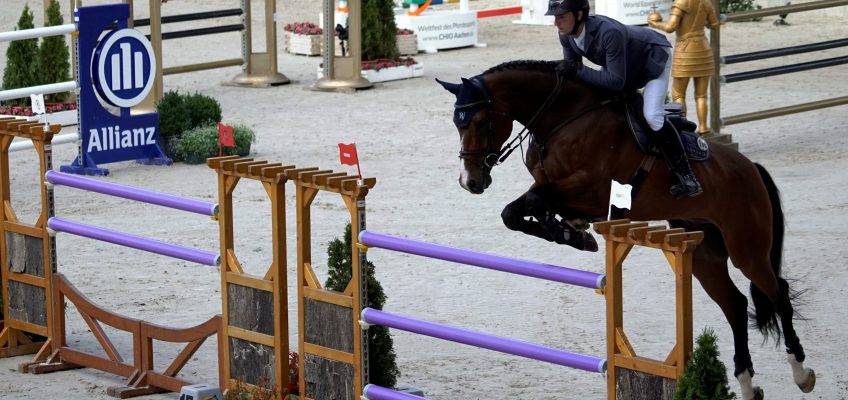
[437,60,814,400]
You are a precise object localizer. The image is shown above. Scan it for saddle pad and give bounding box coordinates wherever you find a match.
[624,94,710,161]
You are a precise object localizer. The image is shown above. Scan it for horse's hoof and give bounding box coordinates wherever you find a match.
[568,218,590,230]
[752,386,764,400]
[580,232,599,252]
[797,368,815,393]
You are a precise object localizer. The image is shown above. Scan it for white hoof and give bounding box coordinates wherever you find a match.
[797,368,815,393]
[788,354,816,393]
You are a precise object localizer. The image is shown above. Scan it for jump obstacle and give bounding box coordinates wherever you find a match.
[2,123,703,399]
[710,0,848,135]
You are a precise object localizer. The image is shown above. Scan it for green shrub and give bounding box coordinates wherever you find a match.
[38,0,71,103]
[156,90,191,138]
[174,123,255,163]
[362,0,399,61]
[325,223,401,389]
[183,92,222,129]
[675,328,736,400]
[2,4,39,106]
[720,0,761,14]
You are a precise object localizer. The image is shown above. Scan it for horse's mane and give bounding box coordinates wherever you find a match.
[482,60,558,76]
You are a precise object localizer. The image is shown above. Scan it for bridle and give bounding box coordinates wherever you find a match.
[456,74,564,170]
[456,72,620,170]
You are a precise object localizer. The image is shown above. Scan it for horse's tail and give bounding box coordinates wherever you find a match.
[749,163,785,341]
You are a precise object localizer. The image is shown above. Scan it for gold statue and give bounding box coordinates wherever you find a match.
[648,1,719,135]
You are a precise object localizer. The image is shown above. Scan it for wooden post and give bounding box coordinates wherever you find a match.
[594,220,702,400]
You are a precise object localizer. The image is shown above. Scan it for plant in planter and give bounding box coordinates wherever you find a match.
[283,22,323,56]
[174,123,255,164]
[359,0,420,81]
[156,90,222,161]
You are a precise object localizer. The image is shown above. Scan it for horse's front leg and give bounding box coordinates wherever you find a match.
[501,186,598,252]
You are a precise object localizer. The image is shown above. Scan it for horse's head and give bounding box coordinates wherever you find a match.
[436,76,514,194]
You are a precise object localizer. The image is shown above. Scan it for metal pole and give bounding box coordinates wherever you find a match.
[0,81,78,102]
[359,230,606,289]
[0,24,76,42]
[722,96,848,126]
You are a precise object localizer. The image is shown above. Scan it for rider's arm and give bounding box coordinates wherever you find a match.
[559,34,583,64]
[575,29,627,91]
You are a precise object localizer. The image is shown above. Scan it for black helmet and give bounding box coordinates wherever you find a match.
[544,0,589,15]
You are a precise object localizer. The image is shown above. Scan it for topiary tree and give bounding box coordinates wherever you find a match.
[38,0,71,103]
[183,92,222,128]
[361,0,400,61]
[2,4,40,106]
[325,223,401,389]
[675,328,736,400]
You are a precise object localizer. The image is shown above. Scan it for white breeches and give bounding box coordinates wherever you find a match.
[643,46,673,131]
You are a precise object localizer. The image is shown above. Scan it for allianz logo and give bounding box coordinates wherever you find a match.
[109,43,147,92]
[87,126,156,152]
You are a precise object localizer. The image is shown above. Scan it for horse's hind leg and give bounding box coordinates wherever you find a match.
[723,224,815,395]
[671,222,763,400]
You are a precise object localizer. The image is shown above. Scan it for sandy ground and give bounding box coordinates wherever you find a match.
[2,0,848,399]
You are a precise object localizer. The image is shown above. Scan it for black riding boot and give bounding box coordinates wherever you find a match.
[654,119,703,198]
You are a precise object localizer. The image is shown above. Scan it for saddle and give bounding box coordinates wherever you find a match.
[624,94,710,161]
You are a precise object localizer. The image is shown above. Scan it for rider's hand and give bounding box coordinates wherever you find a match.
[555,60,582,79]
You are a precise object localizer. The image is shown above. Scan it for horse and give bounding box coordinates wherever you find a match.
[436,60,815,400]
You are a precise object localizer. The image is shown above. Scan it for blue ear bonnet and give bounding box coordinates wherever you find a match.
[453,76,490,128]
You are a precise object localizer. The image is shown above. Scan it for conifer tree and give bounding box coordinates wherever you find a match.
[39,0,71,103]
[675,328,736,400]
[361,0,400,61]
[325,223,400,388]
[2,4,40,106]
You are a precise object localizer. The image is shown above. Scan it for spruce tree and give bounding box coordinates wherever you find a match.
[2,4,40,106]
[361,0,399,61]
[39,0,71,103]
[325,223,400,388]
[675,328,736,400]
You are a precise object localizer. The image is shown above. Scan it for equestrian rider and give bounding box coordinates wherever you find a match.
[546,0,703,198]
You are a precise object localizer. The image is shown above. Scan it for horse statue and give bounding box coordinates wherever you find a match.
[437,60,814,400]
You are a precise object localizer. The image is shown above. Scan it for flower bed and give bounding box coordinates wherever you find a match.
[0,102,78,126]
[316,57,423,83]
[283,22,322,56]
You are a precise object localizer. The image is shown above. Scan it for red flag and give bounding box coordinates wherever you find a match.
[218,122,234,157]
[338,142,362,179]
[218,122,234,147]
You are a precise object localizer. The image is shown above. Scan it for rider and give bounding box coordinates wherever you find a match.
[546,0,703,198]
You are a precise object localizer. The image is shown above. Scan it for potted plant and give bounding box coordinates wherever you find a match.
[156,90,222,161]
[174,123,255,165]
[360,0,422,82]
[283,22,323,56]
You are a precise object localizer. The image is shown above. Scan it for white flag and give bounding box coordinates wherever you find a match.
[30,94,46,115]
[609,180,632,210]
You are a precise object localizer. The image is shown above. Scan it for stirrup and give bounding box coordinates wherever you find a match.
[670,174,703,199]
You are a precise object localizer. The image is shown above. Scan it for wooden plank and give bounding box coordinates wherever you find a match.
[303,342,354,364]
[592,219,631,235]
[234,160,268,174]
[226,326,275,347]
[314,172,347,185]
[613,354,678,379]
[304,287,353,308]
[285,167,319,181]
[206,155,241,169]
[6,271,47,287]
[664,232,704,248]
[645,228,685,245]
[248,162,281,175]
[224,271,273,292]
[627,226,666,241]
[304,262,321,289]
[615,328,636,358]
[3,220,46,237]
[226,249,244,274]
[55,347,136,377]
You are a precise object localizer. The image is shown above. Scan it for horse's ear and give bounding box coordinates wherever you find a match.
[435,78,461,95]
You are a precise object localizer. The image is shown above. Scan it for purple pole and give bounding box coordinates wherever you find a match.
[359,230,605,289]
[48,217,220,266]
[46,170,218,216]
[361,308,607,374]
[364,385,429,400]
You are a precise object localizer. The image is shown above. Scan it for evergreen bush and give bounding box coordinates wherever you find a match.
[325,223,400,389]
[38,0,71,103]
[2,5,40,106]
[183,92,222,129]
[675,328,736,400]
[156,90,191,138]
[361,0,400,61]
[720,0,761,15]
